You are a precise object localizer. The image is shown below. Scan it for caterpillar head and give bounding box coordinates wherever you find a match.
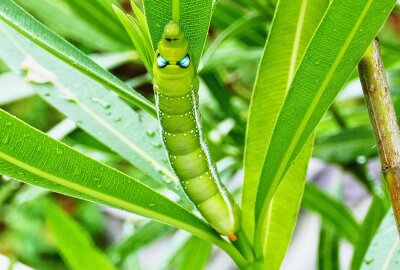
[156,21,191,71]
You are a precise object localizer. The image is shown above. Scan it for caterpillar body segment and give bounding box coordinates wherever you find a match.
[153,21,240,237]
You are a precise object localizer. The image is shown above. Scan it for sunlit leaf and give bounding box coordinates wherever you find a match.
[254,0,396,244]
[46,201,116,270]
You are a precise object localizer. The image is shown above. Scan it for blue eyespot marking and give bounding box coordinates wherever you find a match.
[177,54,190,68]
[157,54,169,68]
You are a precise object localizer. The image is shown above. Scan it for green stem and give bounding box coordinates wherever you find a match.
[172,0,180,24]
[330,102,348,129]
[358,38,400,234]
[232,228,255,262]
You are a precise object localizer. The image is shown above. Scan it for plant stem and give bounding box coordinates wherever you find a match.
[232,228,255,262]
[358,38,400,234]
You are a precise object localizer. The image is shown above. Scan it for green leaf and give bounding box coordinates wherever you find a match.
[314,127,377,164]
[318,223,340,270]
[113,3,153,75]
[302,183,360,244]
[201,13,262,70]
[351,196,389,270]
[317,177,343,270]
[0,109,246,267]
[0,20,180,198]
[174,237,212,270]
[0,0,156,116]
[163,234,212,270]
[108,221,173,266]
[242,0,328,242]
[261,137,314,268]
[360,210,400,270]
[45,201,116,270]
[143,0,213,69]
[14,0,129,51]
[254,0,396,242]
[0,72,34,105]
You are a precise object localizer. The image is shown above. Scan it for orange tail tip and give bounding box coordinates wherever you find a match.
[227,232,237,241]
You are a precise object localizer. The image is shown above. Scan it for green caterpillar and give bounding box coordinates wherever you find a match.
[153,21,240,240]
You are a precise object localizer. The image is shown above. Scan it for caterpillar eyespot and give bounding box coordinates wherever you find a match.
[153,21,240,237]
[157,54,169,68]
[177,54,190,68]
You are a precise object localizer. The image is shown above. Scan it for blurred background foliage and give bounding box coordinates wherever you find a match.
[0,0,400,269]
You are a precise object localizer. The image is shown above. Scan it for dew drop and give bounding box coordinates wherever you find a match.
[364,258,374,265]
[91,97,111,109]
[146,130,156,137]
[151,141,162,148]
[162,175,172,183]
[113,117,122,123]
[59,92,77,103]
[5,120,13,127]
[356,155,367,164]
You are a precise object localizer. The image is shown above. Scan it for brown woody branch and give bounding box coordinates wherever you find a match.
[358,39,400,234]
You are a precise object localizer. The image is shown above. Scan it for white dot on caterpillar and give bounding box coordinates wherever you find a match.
[200,175,203,179]
[184,133,187,136]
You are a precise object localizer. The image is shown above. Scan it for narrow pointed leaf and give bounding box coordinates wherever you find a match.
[302,183,360,244]
[242,0,328,241]
[143,0,213,69]
[255,0,396,234]
[351,196,389,270]
[15,0,130,51]
[0,109,240,259]
[0,21,180,197]
[108,221,173,266]
[318,223,340,270]
[0,0,156,116]
[113,5,153,75]
[46,201,116,270]
[261,137,314,267]
[360,210,400,270]
[0,72,34,105]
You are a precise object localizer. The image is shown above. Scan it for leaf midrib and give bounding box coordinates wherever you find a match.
[261,0,310,254]
[287,0,309,85]
[381,238,400,270]
[257,0,374,224]
[0,1,156,116]
[0,23,175,183]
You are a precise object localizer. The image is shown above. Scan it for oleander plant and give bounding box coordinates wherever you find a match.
[0,0,400,269]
